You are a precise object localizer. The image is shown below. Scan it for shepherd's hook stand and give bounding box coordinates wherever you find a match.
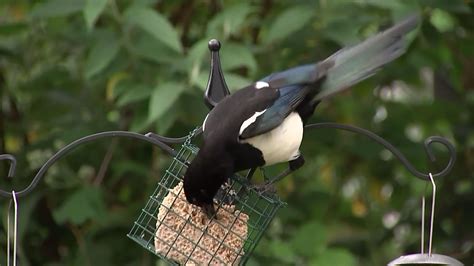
[0,39,460,264]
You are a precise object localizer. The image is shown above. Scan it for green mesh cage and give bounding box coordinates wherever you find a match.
[128,133,285,265]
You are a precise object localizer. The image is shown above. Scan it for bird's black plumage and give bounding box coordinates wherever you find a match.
[183,15,419,218]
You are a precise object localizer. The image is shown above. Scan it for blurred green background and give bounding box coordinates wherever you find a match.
[0,0,473,265]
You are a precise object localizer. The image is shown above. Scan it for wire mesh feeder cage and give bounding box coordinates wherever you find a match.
[128,131,285,265]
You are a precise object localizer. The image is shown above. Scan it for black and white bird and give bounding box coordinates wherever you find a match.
[184,15,419,218]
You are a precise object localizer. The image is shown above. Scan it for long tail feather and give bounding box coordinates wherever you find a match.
[313,14,419,102]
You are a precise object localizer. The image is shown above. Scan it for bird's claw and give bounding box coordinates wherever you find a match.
[201,203,217,219]
[215,181,240,205]
[250,181,277,196]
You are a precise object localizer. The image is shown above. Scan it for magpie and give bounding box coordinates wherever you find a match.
[184,15,419,218]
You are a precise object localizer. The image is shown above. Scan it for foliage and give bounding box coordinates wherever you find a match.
[0,0,473,265]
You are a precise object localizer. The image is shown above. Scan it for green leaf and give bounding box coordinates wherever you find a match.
[420,0,471,13]
[127,0,158,6]
[187,39,211,86]
[323,18,363,45]
[125,6,182,53]
[223,73,252,92]
[267,239,297,263]
[155,109,177,135]
[194,71,212,91]
[0,23,28,36]
[264,6,314,44]
[30,0,85,19]
[220,43,258,74]
[290,221,327,257]
[117,83,153,107]
[207,3,254,39]
[430,9,456,32]
[352,0,405,9]
[83,0,108,29]
[130,109,149,132]
[53,186,106,225]
[18,193,41,240]
[131,33,181,64]
[187,39,210,64]
[148,82,186,122]
[194,71,251,92]
[84,31,120,79]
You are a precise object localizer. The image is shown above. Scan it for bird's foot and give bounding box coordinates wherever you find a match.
[201,203,216,219]
[250,181,277,196]
[215,181,240,205]
[289,155,305,171]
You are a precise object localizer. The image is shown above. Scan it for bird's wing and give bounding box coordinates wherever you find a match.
[261,63,325,89]
[203,63,328,141]
[238,84,309,139]
[239,63,329,139]
[202,83,279,141]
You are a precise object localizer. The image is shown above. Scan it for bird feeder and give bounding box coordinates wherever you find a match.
[127,130,284,264]
[127,40,285,265]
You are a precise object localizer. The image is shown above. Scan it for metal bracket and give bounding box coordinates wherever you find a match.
[304,123,456,181]
[0,131,189,198]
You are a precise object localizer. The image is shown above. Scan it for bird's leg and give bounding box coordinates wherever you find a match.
[235,168,258,199]
[251,155,305,195]
[261,167,269,181]
[269,154,305,184]
[289,154,305,171]
[245,167,257,182]
[201,203,216,219]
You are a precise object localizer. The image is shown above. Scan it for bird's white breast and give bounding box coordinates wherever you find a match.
[241,112,303,166]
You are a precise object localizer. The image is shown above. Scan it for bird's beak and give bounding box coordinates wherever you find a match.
[201,203,216,219]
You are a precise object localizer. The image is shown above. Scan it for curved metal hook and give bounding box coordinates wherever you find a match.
[0,130,195,198]
[0,154,16,178]
[145,127,202,144]
[304,122,456,181]
[424,136,456,175]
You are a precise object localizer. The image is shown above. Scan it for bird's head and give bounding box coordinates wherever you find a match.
[183,151,233,219]
[183,186,216,219]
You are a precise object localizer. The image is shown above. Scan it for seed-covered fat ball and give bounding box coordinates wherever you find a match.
[155,182,249,265]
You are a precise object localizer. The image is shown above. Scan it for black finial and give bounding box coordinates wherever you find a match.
[204,39,230,110]
[208,39,221,51]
